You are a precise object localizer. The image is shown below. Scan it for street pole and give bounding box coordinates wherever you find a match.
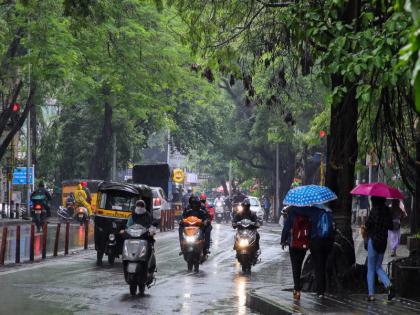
[111,133,116,181]
[166,129,170,165]
[26,54,31,217]
[320,153,324,185]
[275,142,280,222]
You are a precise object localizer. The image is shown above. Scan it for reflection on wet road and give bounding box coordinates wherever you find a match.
[0,223,290,314]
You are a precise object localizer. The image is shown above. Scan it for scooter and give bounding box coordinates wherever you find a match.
[180,216,207,272]
[75,206,89,226]
[122,224,156,296]
[234,219,260,273]
[31,201,47,231]
[214,201,224,224]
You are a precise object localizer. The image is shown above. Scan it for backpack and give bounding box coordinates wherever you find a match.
[317,210,333,238]
[291,214,311,249]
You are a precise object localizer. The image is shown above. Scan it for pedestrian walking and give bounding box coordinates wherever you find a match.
[262,195,271,222]
[281,206,310,300]
[282,185,337,299]
[364,196,395,301]
[388,199,407,257]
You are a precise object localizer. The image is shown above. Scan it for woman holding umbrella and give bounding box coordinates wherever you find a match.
[281,185,337,299]
[351,182,401,301]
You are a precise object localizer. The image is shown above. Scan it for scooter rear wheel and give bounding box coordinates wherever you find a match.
[194,262,199,273]
[129,283,137,296]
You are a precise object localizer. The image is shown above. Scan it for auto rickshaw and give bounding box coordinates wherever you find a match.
[94,182,153,266]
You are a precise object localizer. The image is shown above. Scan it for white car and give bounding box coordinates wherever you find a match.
[151,187,170,221]
[248,196,264,223]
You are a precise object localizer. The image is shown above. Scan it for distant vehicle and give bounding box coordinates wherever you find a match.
[151,187,171,221]
[248,196,264,223]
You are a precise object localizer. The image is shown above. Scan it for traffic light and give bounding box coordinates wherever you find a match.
[11,103,20,112]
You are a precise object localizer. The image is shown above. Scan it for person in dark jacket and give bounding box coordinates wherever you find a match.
[31,181,52,217]
[232,199,260,251]
[291,205,334,298]
[364,196,394,301]
[180,195,212,254]
[281,206,310,300]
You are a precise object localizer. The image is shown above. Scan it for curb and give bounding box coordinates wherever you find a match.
[247,291,293,315]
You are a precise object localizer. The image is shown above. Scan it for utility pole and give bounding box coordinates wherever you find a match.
[275,142,280,222]
[26,45,32,217]
[228,160,232,198]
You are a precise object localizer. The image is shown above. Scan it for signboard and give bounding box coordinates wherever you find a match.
[186,172,198,184]
[172,168,185,183]
[12,167,34,185]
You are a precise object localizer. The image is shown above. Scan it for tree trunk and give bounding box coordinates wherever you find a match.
[89,97,113,180]
[415,119,420,232]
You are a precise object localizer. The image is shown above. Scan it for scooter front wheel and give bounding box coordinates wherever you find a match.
[107,254,115,265]
[138,284,145,296]
[129,283,137,296]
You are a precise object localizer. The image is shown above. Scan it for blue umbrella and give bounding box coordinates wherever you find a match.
[283,185,337,207]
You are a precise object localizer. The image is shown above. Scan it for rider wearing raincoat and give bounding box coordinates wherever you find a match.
[74,184,92,216]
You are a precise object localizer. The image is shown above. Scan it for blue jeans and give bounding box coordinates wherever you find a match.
[367,238,390,295]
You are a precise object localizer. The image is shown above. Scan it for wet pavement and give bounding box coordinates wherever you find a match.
[0,223,290,314]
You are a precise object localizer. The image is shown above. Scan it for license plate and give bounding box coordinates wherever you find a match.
[78,214,84,218]
[35,210,41,214]
[127,263,137,273]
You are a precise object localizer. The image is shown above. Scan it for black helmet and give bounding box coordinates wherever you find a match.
[189,195,201,209]
[241,198,251,211]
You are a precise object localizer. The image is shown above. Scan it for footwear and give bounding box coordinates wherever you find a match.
[318,294,325,299]
[367,295,375,302]
[293,290,301,300]
[388,285,396,301]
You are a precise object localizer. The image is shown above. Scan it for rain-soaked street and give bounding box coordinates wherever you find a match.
[0,223,291,314]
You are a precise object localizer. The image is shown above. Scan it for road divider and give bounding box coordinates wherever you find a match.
[160,209,176,232]
[0,221,94,266]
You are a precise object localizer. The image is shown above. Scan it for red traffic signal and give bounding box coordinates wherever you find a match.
[319,130,326,138]
[11,103,20,112]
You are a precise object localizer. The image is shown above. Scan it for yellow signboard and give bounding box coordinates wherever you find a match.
[172,168,185,183]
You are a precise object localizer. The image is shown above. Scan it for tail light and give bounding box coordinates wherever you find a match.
[34,204,42,210]
[154,198,161,206]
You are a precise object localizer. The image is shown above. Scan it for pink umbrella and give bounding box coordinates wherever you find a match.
[350,182,404,200]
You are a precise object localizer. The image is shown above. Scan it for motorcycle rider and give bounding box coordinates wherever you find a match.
[180,195,212,254]
[232,198,260,253]
[81,181,92,204]
[74,183,92,216]
[182,187,193,210]
[31,181,52,217]
[121,200,157,276]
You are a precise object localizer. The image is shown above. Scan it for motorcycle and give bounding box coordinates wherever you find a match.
[75,206,89,226]
[214,201,224,224]
[180,216,207,272]
[234,219,260,273]
[31,201,47,231]
[122,224,156,296]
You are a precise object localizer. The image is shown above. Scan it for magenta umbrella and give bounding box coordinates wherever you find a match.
[350,182,404,200]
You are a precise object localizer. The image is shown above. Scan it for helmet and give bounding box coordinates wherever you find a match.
[189,195,201,210]
[199,193,207,202]
[81,181,88,187]
[241,199,251,211]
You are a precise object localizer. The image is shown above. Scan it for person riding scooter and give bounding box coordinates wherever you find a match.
[74,183,92,216]
[31,181,52,217]
[232,198,260,252]
[180,195,212,254]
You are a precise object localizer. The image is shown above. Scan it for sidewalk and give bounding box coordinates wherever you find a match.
[0,217,61,227]
[247,285,420,315]
[247,226,414,314]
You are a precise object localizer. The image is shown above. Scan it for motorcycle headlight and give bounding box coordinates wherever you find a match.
[185,235,197,243]
[237,205,243,213]
[239,239,249,248]
[109,234,116,241]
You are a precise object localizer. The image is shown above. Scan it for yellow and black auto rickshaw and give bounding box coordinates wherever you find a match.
[94,182,153,266]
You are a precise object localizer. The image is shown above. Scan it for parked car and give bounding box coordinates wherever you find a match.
[248,196,264,223]
[151,187,170,221]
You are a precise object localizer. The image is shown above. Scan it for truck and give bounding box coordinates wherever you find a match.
[132,164,184,217]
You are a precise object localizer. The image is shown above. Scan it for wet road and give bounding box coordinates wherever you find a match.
[0,223,293,314]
